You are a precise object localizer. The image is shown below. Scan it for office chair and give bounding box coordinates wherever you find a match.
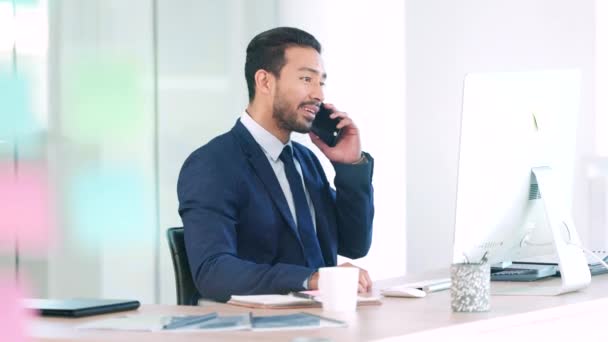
[166,227,200,305]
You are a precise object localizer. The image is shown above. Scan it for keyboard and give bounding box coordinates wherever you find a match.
[491,265,558,282]
[515,252,608,277]
[554,263,608,277]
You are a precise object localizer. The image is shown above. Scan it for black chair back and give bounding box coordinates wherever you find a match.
[166,227,199,305]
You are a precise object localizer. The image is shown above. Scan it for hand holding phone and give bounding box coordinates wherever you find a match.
[309,103,363,164]
[311,104,341,147]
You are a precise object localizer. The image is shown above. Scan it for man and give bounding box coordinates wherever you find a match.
[177,27,374,302]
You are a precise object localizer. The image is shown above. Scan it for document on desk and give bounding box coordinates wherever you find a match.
[186,313,252,331]
[78,312,345,332]
[252,312,346,331]
[228,292,381,309]
[78,313,222,332]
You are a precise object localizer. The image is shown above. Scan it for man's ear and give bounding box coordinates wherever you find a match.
[254,69,275,97]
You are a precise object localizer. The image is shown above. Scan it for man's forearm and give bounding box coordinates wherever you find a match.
[333,152,375,258]
[194,254,315,302]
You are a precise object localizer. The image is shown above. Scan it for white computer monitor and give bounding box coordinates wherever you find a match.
[452,70,591,295]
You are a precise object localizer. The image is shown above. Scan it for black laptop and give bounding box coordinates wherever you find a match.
[24,298,140,318]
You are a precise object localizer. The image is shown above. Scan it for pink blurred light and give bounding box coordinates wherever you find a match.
[0,162,55,254]
[0,275,32,342]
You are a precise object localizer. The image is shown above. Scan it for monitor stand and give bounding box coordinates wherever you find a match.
[493,166,591,296]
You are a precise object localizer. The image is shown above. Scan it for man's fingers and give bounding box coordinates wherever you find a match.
[338,262,371,292]
[358,275,368,293]
[327,111,357,132]
[359,269,372,291]
[336,117,353,130]
[329,111,347,119]
[322,102,337,111]
[359,272,372,292]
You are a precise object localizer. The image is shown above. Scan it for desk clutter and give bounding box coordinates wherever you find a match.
[78,312,346,332]
[228,292,382,309]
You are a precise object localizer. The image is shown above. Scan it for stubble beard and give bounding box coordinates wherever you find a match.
[272,92,312,134]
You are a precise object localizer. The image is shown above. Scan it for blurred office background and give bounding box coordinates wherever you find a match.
[0,0,606,306]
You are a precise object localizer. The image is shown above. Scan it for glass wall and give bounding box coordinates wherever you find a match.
[156,0,279,304]
[0,0,50,297]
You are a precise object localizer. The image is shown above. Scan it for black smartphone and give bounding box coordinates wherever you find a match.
[311,104,341,147]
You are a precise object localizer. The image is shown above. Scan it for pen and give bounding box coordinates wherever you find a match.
[162,313,217,330]
[422,281,451,293]
[301,312,347,326]
[289,292,319,302]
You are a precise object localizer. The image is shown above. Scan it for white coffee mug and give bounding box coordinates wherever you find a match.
[318,267,359,312]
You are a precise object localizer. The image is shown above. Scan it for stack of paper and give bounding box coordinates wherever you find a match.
[228,294,316,309]
[78,312,346,332]
[228,293,382,309]
[78,313,221,332]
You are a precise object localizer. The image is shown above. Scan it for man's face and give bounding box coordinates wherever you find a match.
[272,46,326,134]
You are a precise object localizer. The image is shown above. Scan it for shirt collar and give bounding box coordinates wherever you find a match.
[240,111,291,162]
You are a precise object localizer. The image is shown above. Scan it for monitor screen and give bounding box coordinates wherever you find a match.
[452,70,582,266]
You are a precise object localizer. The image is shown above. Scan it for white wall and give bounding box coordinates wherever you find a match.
[589,0,608,250]
[406,0,596,273]
[597,0,608,156]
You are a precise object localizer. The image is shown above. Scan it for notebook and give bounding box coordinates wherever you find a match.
[24,298,141,318]
[227,292,381,309]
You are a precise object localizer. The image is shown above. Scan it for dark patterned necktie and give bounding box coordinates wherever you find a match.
[279,146,324,268]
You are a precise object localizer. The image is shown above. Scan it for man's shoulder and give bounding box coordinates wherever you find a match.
[190,131,237,158]
[180,128,244,173]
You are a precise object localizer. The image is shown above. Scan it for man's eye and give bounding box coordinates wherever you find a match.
[320,81,326,87]
[301,77,312,82]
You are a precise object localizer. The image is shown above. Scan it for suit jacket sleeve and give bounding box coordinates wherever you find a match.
[177,150,315,302]
[331,152,375,259]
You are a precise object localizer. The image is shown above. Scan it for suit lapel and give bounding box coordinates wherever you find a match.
[231,121,300,239]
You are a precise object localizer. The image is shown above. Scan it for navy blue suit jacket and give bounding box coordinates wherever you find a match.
[177,120,374,302]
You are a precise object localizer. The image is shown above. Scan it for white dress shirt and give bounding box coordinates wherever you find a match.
[239,112,317,231]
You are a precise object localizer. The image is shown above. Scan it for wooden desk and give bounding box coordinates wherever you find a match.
[29,274,608,341]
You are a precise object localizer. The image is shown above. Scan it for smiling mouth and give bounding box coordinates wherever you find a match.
[300,105,320,116]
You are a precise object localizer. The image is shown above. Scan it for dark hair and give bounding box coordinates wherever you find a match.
[245,27,322,102]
